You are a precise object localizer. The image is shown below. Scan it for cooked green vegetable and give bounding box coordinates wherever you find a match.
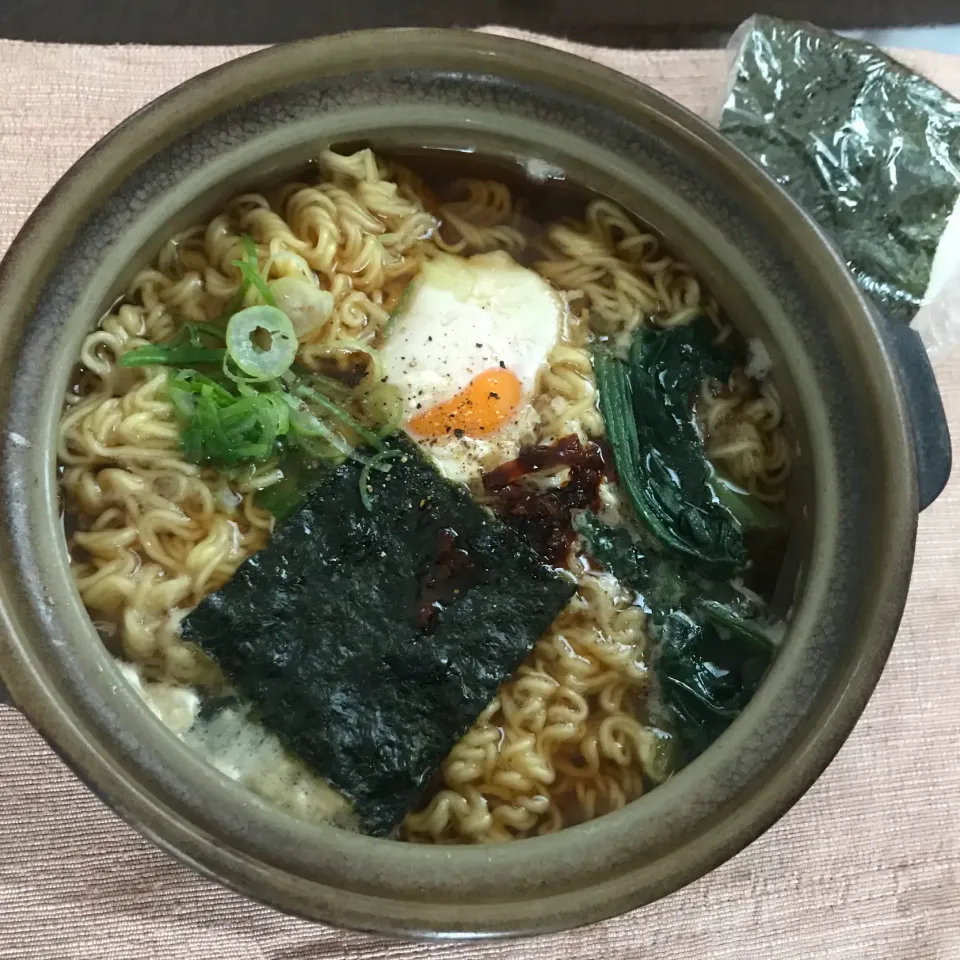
[383,280,417,337]
[572,511,686,607]
[226,306,298,380]
[709,473,784,531]
[656,609,771,759]
[285,375,384,451]
[585,315,785,758]
[118,322,228,369]
[231,235,277,309]
[173,371,291,466]
[181,437,576,835]
[119,344,226,368]
[593,317,750,577]
[695,598,773,651]
[358,448,405,510]
[574,510,774,759]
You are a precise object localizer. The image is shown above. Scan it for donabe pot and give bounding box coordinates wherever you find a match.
[0,30,949,938]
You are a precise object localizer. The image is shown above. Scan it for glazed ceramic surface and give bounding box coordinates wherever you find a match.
[0,29,948,938]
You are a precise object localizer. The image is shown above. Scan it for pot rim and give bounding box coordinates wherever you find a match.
[0,28,918,938]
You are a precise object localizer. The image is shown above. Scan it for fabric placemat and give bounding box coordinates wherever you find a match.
[0,29,958,960]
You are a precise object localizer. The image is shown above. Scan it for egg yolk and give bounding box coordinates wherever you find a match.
[408,368,523,439]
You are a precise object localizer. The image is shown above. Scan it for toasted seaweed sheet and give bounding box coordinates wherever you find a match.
[718,15,960,323]
[181,438,575,836]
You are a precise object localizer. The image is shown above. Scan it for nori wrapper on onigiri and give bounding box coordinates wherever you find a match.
[181,438,575,835]
[717,15,960,324]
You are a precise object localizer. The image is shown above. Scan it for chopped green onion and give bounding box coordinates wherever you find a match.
[231,235,277,308]
[184,322,227,344]
[278,394,368,465]
[383,280,416,337]
[119,344,226,368]
[167,370,235,410]
[359,449,405,510]
[234,258,277,308]
[226,306,298,380]
[301,371,353,401]
[168,371,294,467]
[214,286,247,325]
[211,234,261,323]
[285,375,384,451]
[361,383,404,438]
[301,431,364,464]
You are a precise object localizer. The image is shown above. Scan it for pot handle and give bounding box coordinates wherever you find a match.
[874,308,952,511]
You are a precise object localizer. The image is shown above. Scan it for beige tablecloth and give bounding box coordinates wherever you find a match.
[1,29,959,960]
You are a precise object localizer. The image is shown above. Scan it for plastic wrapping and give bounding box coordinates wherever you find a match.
[716,15,960,358]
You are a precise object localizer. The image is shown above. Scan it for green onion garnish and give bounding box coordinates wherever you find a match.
[285,376,385,451]
[226,306,298,380]
[359,449,405,510]
[118,344,226,368]
[233,259,277,309]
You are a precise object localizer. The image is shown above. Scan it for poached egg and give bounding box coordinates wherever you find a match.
[380,251,564,483]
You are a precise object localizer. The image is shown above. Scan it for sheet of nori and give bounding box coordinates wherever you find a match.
[180,438,575,836]
[717,15,960,323]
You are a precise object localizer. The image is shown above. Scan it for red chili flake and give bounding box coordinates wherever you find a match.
[482,435,608,568]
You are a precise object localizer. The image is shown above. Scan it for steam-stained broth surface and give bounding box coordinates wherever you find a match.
[58,147,792,842]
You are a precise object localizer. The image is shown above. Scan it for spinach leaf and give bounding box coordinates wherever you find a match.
[588,317,785,761]
[709,473,784,531]
[657,609,771,759]
[593,316,746,577]
[575,510,773,760]
[572,511,687,607]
